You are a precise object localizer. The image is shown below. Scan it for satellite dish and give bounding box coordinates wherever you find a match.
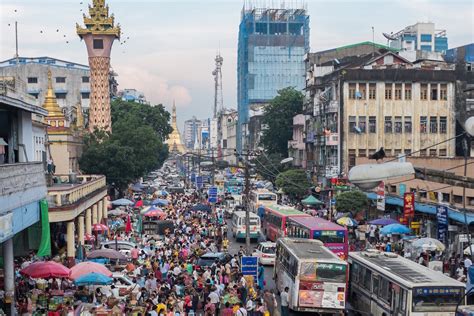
[383,32,398,41]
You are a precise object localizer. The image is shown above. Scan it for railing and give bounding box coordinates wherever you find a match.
[47,175,106,208]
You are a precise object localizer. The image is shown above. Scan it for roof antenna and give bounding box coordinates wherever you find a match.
[372,26,375,56]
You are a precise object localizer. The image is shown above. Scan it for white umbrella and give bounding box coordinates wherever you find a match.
[412,238,446,252]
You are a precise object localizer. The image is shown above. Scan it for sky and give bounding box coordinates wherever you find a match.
[0,0,473,130]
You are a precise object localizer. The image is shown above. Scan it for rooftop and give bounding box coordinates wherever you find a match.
[0,56,89,70]
[265,205,308,216]
[289,216,347,231]
[279,238,344,261]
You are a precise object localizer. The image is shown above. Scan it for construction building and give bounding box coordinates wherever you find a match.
[237,3,309,151]
[384,22,448,53]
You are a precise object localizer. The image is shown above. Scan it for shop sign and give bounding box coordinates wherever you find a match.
[377,181,385,211]
[331,178,349,190]
[403,192,415,218]
[436,205,448,244]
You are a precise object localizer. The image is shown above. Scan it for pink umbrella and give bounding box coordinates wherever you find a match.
[143,209,166,219]
[20,261,70,279]
[92,223,108,232]
[69,262,112,280]
[125,214,132,234]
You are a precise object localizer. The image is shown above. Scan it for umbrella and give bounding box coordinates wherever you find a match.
[125,215,132,233]
[151,198,169,206]
[131,183,144,192]
[156,190,168,196]
[143,209,166,218]
[336,217,358,227]
[74,272,113,286]
[301,195,323,205]
[111,198,134,206]
[191,204,212,212]
[464,245,474,255]
[92,223,108,232]
[134,200,144,208]
[412,238,446,251]
[84,233,95,241]
[70,262,112,280]
[87,249,127,261]
[108,209,127,217]
[380,223,411,235]
[369,218,400,226]
[20,261,70,279]
[140,205,163,215]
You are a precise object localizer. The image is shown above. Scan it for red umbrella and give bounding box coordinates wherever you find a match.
[69,262,112,280]
[92,223,108,232]
[20,261,70,279]
[143,209,166,219]
[135,200,143,208]
[125,214,132,234]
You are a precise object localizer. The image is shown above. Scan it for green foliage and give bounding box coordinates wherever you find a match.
[335,190,369,213]
[79,99,171,191]
[275,169,311,198]
[261,87,304,156]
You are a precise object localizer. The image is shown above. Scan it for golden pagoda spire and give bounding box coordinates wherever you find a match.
[43,70,65,118]
[165,100,186,154]
[76,0,120,38]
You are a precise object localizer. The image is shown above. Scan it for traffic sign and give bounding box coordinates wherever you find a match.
[208,196,218,204]
[241,256,258,279]
[208,186,218,195]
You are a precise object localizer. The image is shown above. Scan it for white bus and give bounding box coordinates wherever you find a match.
[274,238,347,314]
[231,211,261,241]
[348,250,466,316]
[249,189,277,214]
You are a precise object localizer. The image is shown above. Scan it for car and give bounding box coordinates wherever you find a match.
[197,252,232,267]
[101,241,151,256]
[252,241,276,265]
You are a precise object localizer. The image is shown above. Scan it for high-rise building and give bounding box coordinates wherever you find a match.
[77,0,120,132]
[184,117,203,149]
[237,4,309,150]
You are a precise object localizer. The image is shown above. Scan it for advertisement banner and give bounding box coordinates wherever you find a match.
[403,192,415,218]
[437,205,448,244]
[377,181,385,211]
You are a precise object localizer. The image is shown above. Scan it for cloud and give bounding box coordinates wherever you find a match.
[115,65,192,109]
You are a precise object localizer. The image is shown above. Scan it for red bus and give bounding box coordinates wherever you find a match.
[286,216,349,260]
[262,205,310,242]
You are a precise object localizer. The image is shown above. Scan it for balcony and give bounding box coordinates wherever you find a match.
[0,162,47,213]
[47,175,106,208]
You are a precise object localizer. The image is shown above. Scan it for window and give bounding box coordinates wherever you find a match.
[81,92,90,99]
[27,77,38,83]
[420,149,427,157]
[440,116,447,133]
[372,276,379,297]
[349,83,356,99]
[349,116,357,133]
[384,116,392,133]
[405,83,412,100]
[394,84,402,100]
[404,149,411,156]
[440,84,447,100]
[359,84,366,99]
[430,117,438,133]
[404,116,412,133]
[390,185,397,193]
[394,149,402,157]
[369,149,376,156]
[363,268,372,290]
[55,77,66,83]
[93,39,104,49]
[429,149,437,156]
[384,148,392,157]
[420,116,427,133]
[454,195,463,204]
[369,116,376,133]
[369,83,376,99]
[394,116,402,133]
[385,83,392,99]
[420,34,432,42]
[358,116,366,133]
[82,76,90,83]
[431,85,438,100]
[55,93,66,99]
[359,149,366,157]
[420,84,428,100]
[379,278,392,303]
[222,139,227,149]
[439,148,447,156]
[349,149,356,169]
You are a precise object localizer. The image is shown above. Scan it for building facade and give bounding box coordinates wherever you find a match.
[237,4,309,150]
[118,88,149,104]
[288,114,306,167]
[386,22,448,53]
[184,117,203,150]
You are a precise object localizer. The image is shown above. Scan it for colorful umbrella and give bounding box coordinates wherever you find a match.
[20,261,70,279]
[74,272,113,286]
[111,198,134,206]
[84,233,96,241]
[336,217,358,227]
[380,223,411,235]
[125,215,132,233]
[151,198,169,206]
[87,249,127,261]
[140,205,163,215]
[369,218,400,226]
[108,209,127,217]
[143,209,166,218]
[70,262,112,280]
[92,223,108,232]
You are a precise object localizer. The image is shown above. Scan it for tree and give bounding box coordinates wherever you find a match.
[335,190,369,213]
[260,87,304,156]
[275,169,312,198]
[79,100,171,192]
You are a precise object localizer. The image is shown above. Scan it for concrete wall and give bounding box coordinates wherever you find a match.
[18,111,34,163]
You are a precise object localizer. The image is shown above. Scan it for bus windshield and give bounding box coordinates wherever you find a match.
[314,231,345,243]
[412,287,463,312]
[301,262,347,283]
[258,194,276,201]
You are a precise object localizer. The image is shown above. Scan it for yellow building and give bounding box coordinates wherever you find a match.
[42,70,84,174]
[165,101,186,154]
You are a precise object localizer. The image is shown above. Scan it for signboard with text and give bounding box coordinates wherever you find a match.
[403,192,415,218]
[241,256,258,279]
[377,181,385,212]
[437,205,448,244]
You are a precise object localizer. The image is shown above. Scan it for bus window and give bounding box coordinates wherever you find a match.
[400,288,407,312]
[315,231,345,243]
[379,278,392,303]
[372,275,379,296]
[412,287,463,312]
[316,263,347,283]
[363,269,372,290]
[351,262,360,284]
[259,193,276,201]
[301,262,317,280]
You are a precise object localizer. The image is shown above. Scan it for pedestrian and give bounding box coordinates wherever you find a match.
[257,264,265,289]
[280,287,290,316]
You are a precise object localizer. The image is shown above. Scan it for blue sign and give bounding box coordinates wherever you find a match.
[241,256,258,279]
[208,186,218,195]
[208,196,218,204]
[196,176,203,189]
[330,199,336,205]
[399,184,406,197]
[191,173,196,182]
[437,205,448,244]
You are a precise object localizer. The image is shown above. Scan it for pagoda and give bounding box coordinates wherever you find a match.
[165,102,186,154]
[77,0,120,132]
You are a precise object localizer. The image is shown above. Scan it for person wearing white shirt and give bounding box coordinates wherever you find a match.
[464,255,472,269]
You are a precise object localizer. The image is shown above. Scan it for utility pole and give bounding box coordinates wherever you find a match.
[462,136,473,260]
[244,157,251,255]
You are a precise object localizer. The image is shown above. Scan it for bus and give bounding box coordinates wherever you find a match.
[231,211,261,241]
[348,250,466,316]
[274,238,347,314]
[286,216,349,260]
[262,205,309,242]
[249,189,278,214]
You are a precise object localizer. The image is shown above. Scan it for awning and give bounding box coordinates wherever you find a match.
[366,192,474,225]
